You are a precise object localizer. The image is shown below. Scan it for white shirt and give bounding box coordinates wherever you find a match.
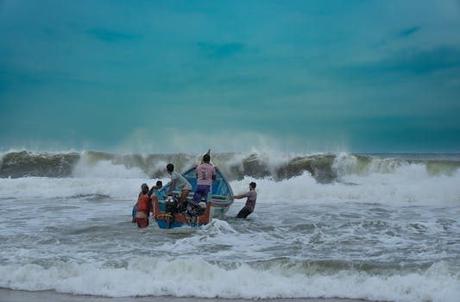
[170,171,192,191]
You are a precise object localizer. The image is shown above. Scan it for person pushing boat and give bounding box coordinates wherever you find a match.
[148,180,163,199]
[233,182,257,219]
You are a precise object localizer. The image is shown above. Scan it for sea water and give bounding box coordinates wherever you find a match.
[0,151,459,302]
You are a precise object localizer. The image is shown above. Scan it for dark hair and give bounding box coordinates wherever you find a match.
[249,182,256,189]
[156,180,162,188]
[202,154,210,163]
[141,183,149,194]
[166,163,174,173]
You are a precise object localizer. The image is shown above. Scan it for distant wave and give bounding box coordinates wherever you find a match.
[1,150,460,182]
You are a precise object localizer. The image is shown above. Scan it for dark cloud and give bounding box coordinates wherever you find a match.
[341,47,460,78]
[2,1,460,151]
[0,68,45,93]
[378,47,460,74]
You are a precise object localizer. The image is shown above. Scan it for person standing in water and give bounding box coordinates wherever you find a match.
[135,183,151,228]
[233,182,257,219]
[193,153,216,205]
[148,180,163,199]
[132,180,162,223]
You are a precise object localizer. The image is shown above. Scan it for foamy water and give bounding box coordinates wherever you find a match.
[0,153,459,301]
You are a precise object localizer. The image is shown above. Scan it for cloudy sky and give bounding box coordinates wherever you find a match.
[1,0,459,153]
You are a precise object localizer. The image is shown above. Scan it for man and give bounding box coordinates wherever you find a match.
[135,183,151,228]
[132,181,162,223]
[148,180,163,199]
[193,153,216,206]
[166,163,192,208]
[233,182,257,219]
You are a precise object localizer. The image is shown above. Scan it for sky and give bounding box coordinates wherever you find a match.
[1,0,460,153]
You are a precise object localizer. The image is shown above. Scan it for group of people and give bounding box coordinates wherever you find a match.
[132,180,163,228]
[133,153,258,228]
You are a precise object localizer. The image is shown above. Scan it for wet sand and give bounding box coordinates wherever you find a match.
[0,289,374,302]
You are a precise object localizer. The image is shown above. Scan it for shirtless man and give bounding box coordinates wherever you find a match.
[233,182,257,219]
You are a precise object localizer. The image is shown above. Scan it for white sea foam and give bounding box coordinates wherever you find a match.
[0,259,458,301]
[232,156,460,204]
[202,218,238,234]
[1,159,459,205]
[231,168,460,206]
[1,154,459,302]
[72,158,147,179]
[0,177,148,200]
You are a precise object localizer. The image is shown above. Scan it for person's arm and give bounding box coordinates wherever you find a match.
[232,191,249,199]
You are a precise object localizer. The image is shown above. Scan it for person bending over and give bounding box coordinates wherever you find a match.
[166,163,192,209]
[234,182,257,219]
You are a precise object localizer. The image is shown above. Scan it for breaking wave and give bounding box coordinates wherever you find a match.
[1,150,459,182]
[1,156,459,206]
[0,258,458,301]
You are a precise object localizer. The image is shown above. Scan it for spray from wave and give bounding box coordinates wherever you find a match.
[1,150,459,182]
[1,151,459,302]
[0,153,459,206]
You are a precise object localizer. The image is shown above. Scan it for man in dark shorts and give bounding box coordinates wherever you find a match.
[233,182,257,219]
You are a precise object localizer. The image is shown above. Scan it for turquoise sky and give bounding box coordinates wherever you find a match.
[1,0,460,153]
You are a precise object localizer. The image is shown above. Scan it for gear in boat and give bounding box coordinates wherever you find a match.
[152,165,234,229]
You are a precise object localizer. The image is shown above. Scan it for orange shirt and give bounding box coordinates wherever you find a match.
[137,193,151,213]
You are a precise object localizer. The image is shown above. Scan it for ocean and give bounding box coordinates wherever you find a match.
[0,150,459,302]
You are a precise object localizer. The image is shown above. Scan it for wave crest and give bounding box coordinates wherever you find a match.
[0,259,458,301]
[1,150,459,183]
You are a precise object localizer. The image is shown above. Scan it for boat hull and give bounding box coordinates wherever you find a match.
[157,165,234,225]
[152,197,212,229]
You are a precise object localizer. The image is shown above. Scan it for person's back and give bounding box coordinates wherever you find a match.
[137,193,150,213]
[196,162,215,186]
[167,163,192,209]
[193,154,215,205]
[168,167,192,192]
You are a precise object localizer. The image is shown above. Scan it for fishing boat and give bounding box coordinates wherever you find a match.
[152,165,233,229]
